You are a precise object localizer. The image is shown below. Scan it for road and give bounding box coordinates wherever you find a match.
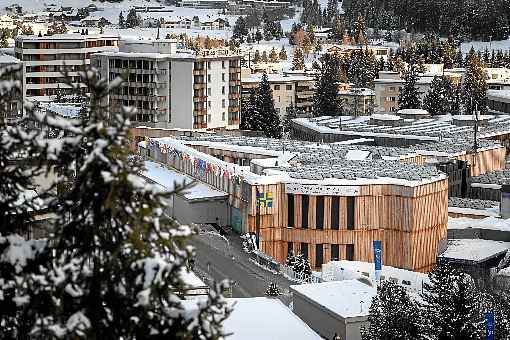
[190,230,294,304]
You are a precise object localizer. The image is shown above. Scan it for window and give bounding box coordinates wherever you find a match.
[402,280,411,286]
[274,85,280,90]
[315,244,323,266]
[222,73,226,82]
[287,194,294,228]
[286,84,292,91]
[331,244,339,261]
[222,60,225,68]
[347,197,355,230]
[301,243,308,259]
[301,195,309,229]
[287,242,293,257]
[208,101,211,108]
[346,244,354,261]
[222,86,225,94]
[222,112,225,121]
[208,88,211,96]
[316,196,324,229]
[222,99,225,108]
[207,61,211,69]
[208,114,211,122]
[207,74,211,82]
[331,196,339,230]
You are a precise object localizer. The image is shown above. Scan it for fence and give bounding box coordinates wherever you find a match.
[280,264,321,284]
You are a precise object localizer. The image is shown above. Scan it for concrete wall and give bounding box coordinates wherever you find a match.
[173,195,229,226]
[171,60,194,129]
[207,59,229,129]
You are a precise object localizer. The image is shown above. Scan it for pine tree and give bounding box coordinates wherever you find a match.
[241,74,281,138]
[421,263,485,340]
[11,70,232,339]
[47,21,68,35]
[463,50,488,115]
[313,53,342,117]
[282,106,298,138]
[261,50,268,63]
[326,0,339,26]
[265,282,281,296]
[279,46,287,61]
[292,253,312,279]
[362,281,426,340]
[353,14,367,46]
[292,47,305,70]
[398,57,422,110]
[255,29,263,43]
[0,32,8,48]
[125,8,141,28]
[118,11,125,28]
[269,47,278,63]
[423,76,455,115]
[253,50,261,64]
[232,16,248,42]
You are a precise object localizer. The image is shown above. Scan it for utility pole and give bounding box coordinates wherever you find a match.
[473,104,479,153]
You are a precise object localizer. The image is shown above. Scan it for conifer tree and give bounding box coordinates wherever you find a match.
[326,0,339,26]
[398,57,422,110]
[232,16,248,42]
[313,53,342,117]
[253,50,261,64]
[282,106,298,138]
[423,76,455,115]
[241,73,281,138]
[463,50,488,114]
[10,70,232,339]
[279,46,287,61]
[421,263,484,340]
[255,29,263,43]
[265,282,281,296]
[353,14,367,46]
[125,8,141,28]
[362,281,427,340]
[292,47,305,70]
[261,50,268,63]
[269,47,278,63]
[292,253,312,279]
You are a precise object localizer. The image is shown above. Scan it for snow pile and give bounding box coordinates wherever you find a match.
[0,235,47,273]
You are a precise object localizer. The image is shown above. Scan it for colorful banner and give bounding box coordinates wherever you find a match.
[256,192,273,208]
[373,240,382,281]
[486,312,495,340]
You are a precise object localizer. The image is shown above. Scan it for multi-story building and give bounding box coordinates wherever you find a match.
[338,87,375,115]
[91,39,241,130]
[14,33,119,102]
[0,54,24,122]
[241,72,314,117]
[325,44,392,62]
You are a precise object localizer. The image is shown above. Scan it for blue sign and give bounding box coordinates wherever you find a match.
[373,240,382,281]
[485,312,495,340]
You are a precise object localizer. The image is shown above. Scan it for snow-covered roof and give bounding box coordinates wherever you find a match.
[290,280,376,318]
[321,260,429,293]
[440,239,510,263]
[448,216,510,232]
[45,103,81,119]
[448,198,500,217]
[142,161,227,201]
[182,297,322,340]
[16,33,118,42]
[397,109,429,116]
[241,73,314,84]
[0,53,21,64]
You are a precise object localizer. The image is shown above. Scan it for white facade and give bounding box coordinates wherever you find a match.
[14,34,119,103]
[92,39,241,130]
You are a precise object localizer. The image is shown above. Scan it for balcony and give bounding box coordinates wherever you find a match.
[193,69,206,76]
[193,83,206,90]
[193,96,207,103]
[228,93,240,100]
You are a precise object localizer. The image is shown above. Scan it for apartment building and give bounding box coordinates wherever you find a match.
[241,73,314,117]
[326,44,392,62]
[338,87,375,115]
[91,39,241,130]
[0,54,24,122]
[14,33,119,102]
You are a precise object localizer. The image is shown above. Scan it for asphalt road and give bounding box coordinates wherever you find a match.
[190,231,294,303]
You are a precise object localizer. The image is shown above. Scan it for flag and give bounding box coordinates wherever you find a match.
[486,312,495,340]
[256,192,273,208]
[373,240,382,281]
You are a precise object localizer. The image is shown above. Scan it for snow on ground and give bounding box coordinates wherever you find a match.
[461,38,510,54]
[182,297,322,340]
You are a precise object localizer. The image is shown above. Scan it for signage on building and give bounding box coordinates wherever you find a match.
[373,240,382,282]
[257,192,273,208]
[485,312,495,340]
[285,183,361,196]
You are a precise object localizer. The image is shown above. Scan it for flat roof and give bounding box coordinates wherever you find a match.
[182,297,322,340]
[440,239,510,263]
[16,34,119,42]
[448,216,510,232]
[142,161,227,201]
[291,280,376,318]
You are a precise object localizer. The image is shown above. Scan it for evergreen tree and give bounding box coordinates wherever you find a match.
[398,57,422,110]
[8,70,232,339]
[421,263,485,340]
[118,11,125,28]
[313,53,342,117]
[330,15,345,41]
[463,50,488,115]
[326,0,339,26]
[265,282,281,296]
[255,29,263,43]
[292,47,305,70]
[125,8,141,28]
[269,47,278,62]
[263,25,273,41]
[423,76,456,115]
[292,253,312,279]
[279,46,287,61]
[282,106,298,138]
[353,14,367,46]
[362,281,427,340]
[47,21,68,35]
[232,16,248,42]
[241,73,281,138]
[261,50,268,63]
[253,50,261,64]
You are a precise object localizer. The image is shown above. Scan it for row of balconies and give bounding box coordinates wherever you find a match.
[110,67,166,75]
